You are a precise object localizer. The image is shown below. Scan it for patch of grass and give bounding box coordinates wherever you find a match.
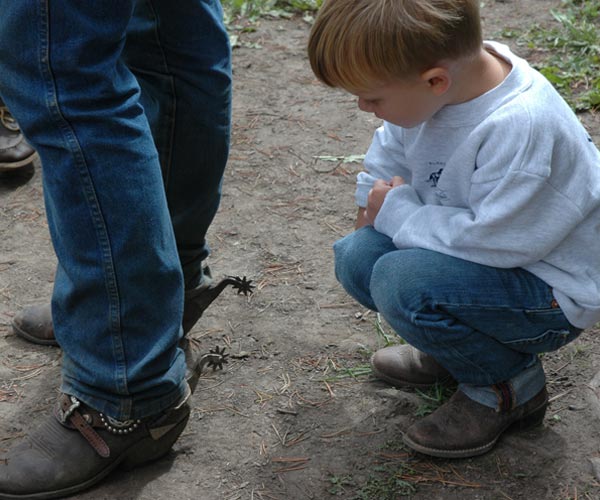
[506,0,600,111]
[414,383,454,417]
[569,343,588,358]
[354,465,416,500]
[352,311,402,357]
[324,363,372,381]
[223,0,321,48]
[328,473,356,496]
[353,439,484,496]
[354,453,485,497]
[222,0,320,22]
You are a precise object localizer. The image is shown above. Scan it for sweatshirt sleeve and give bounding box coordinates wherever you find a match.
[372,110,591,269]
[355,122,411,207]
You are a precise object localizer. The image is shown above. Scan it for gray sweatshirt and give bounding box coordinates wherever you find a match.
[356,42,600,329]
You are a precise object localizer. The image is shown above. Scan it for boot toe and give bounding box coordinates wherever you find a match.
[370,345,452,388]
[12,304,58,346]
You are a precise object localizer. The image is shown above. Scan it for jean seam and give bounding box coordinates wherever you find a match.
[437,302,560,313]
[40,0,128,397]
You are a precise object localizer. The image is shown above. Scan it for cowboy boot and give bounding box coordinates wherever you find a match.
[11,303,56,346]
[403,386,548,458]
[0,101,38,172]
[370,344,455,388]
[0,392,190,499]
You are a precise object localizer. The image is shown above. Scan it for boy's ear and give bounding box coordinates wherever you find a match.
[420,67,451,96]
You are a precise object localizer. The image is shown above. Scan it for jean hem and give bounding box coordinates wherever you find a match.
[60,377,190,420]
[459,358,546,410]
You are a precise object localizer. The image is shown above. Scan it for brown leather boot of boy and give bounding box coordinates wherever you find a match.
[403,386,549,458]
[370,344,455,388]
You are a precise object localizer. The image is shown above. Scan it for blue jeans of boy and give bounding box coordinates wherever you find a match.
[334,226,582,409]
[0,0,231,419]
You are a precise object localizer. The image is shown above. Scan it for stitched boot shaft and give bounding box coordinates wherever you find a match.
[0,394,190,500]
[403,387,548,459]
[370,344,455,388]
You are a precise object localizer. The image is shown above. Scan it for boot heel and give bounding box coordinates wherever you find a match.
[121,413,190,471]
[516,404,547,430]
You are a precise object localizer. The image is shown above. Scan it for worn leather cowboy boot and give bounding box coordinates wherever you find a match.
[0,392,191,499]
[11,304,55,346]
[370,344,455,388]
[0,102,38,172]
[403,386,549,458]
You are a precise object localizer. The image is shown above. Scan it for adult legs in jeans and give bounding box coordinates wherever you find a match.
[334,226,581,456]
[10,0,232,346]
[0,0,230,496]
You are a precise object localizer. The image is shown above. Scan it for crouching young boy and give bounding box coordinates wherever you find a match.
[308,0,600,458]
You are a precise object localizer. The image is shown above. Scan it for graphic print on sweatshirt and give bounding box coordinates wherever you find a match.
[427,161,445,188]
[428,167,444,187]
[424,161,448,202]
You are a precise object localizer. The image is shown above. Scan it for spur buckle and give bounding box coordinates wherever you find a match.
[57,395,81,423]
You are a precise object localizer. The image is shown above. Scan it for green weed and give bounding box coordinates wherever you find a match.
[223,0,321,48]
[374,313,404,349]
[222,0,320,22]
[324,363,372,381]
[354,465,416,499]
[509,0,600,111]
[569,343,588,358]
[328,473,356,495]
[414,383,454,417]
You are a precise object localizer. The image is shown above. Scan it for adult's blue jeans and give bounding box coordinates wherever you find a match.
[334,226,582,409]
[0,0,231,420]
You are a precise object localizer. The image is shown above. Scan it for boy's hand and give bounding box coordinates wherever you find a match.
[355,207,369,229]
[365,176,405,224]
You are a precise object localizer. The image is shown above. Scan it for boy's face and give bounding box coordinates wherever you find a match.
[354,77,446,128]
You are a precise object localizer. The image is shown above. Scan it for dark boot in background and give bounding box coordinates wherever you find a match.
[0,100,38,172]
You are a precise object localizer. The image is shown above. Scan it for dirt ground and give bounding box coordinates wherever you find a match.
[2,1,600,499]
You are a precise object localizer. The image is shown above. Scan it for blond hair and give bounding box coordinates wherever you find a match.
[308,0,482,92]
